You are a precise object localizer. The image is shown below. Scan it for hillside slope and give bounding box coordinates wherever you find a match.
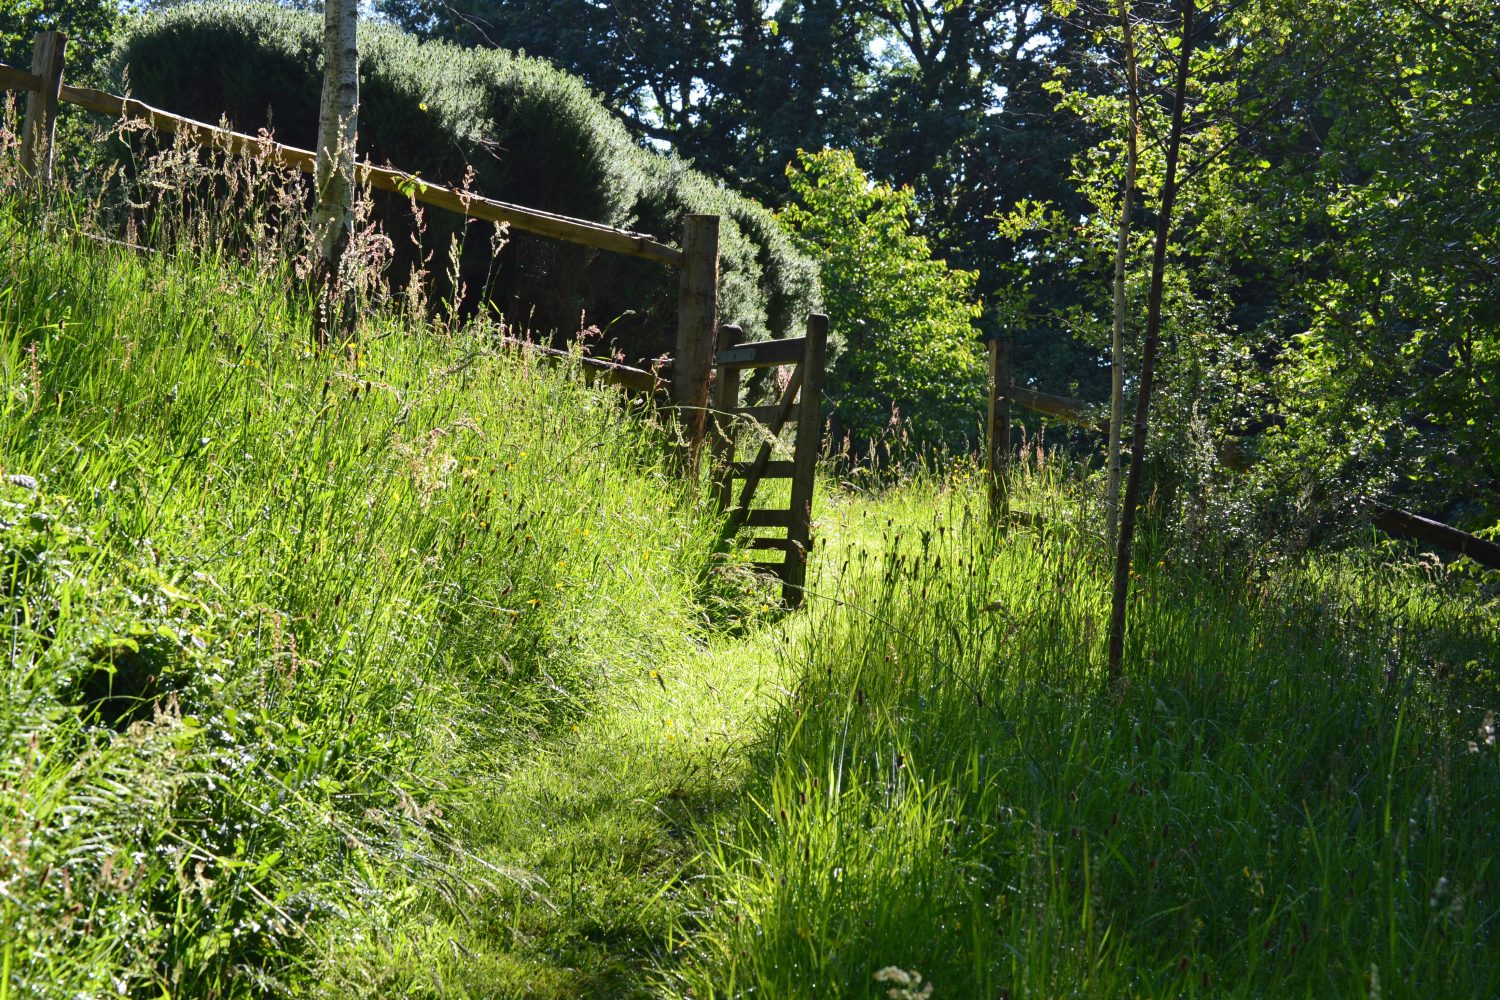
[4,187,1498,1000]
[109,2,822,360]
[0,193,741,996]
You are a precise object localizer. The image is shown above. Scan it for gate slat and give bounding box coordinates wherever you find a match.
[731,460,794,478]
[736,404,796,426]
[714,336,806,370]
[783,314,828,608]
[732,365,804,521]
[744,508,796,528]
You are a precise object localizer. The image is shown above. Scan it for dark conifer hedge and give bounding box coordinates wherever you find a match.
[110,3,820,357]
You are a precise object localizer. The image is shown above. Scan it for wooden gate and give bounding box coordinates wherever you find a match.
[709,313,829,609]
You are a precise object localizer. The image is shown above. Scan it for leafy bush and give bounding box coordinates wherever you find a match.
[780,149,984,460]
[107,3,820,355]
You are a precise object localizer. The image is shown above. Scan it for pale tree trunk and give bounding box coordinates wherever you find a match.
[1104,0,1140,550]
[1107,0,1196,683]
[312,0,359,347]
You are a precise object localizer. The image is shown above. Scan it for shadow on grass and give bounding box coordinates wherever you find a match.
[695,512,1500,998]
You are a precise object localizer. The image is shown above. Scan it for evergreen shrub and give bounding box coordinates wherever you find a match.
[109,3,819,357]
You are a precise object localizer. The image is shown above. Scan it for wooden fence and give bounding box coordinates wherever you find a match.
[2,30,718,463]
[987,358,1500,571]
[3,30,836,602]
[710,315,829,608]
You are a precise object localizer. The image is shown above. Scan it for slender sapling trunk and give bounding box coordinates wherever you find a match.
[1105,0,1140,550]
[1107,0,1196,682]
[312,0,359,347]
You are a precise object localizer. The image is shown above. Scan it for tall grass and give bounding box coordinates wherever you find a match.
[678,472,1500,998]
[6,106,1499,1000]
[0,176,723,995]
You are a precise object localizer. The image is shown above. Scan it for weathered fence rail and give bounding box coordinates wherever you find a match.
[0,65,41,90]
[1371,506,1500,570]
[2,30,718,459]
[4,30,831,606]
[77,81,683,264]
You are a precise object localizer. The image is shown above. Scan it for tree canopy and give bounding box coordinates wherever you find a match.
[2,0,118,83]
[20,0,1494,543]
[781,148,985,459]
[372,0,1107,318]
[999,0,1499,548]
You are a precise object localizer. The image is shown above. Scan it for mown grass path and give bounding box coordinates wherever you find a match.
[355,613,801,998]
[371,504,869,998]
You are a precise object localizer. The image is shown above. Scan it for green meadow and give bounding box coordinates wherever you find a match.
[3,174,1498,999]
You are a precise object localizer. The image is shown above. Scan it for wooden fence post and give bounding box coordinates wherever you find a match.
[709,322,742,512]
[20,31,66,183]
[784,313,828,608]
[675,214,720,471]
[987,335,1012,524]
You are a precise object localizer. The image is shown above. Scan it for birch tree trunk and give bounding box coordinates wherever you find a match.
[312,0,359,347]
[1104,0,1140,550]
[1106,0,1196,683]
